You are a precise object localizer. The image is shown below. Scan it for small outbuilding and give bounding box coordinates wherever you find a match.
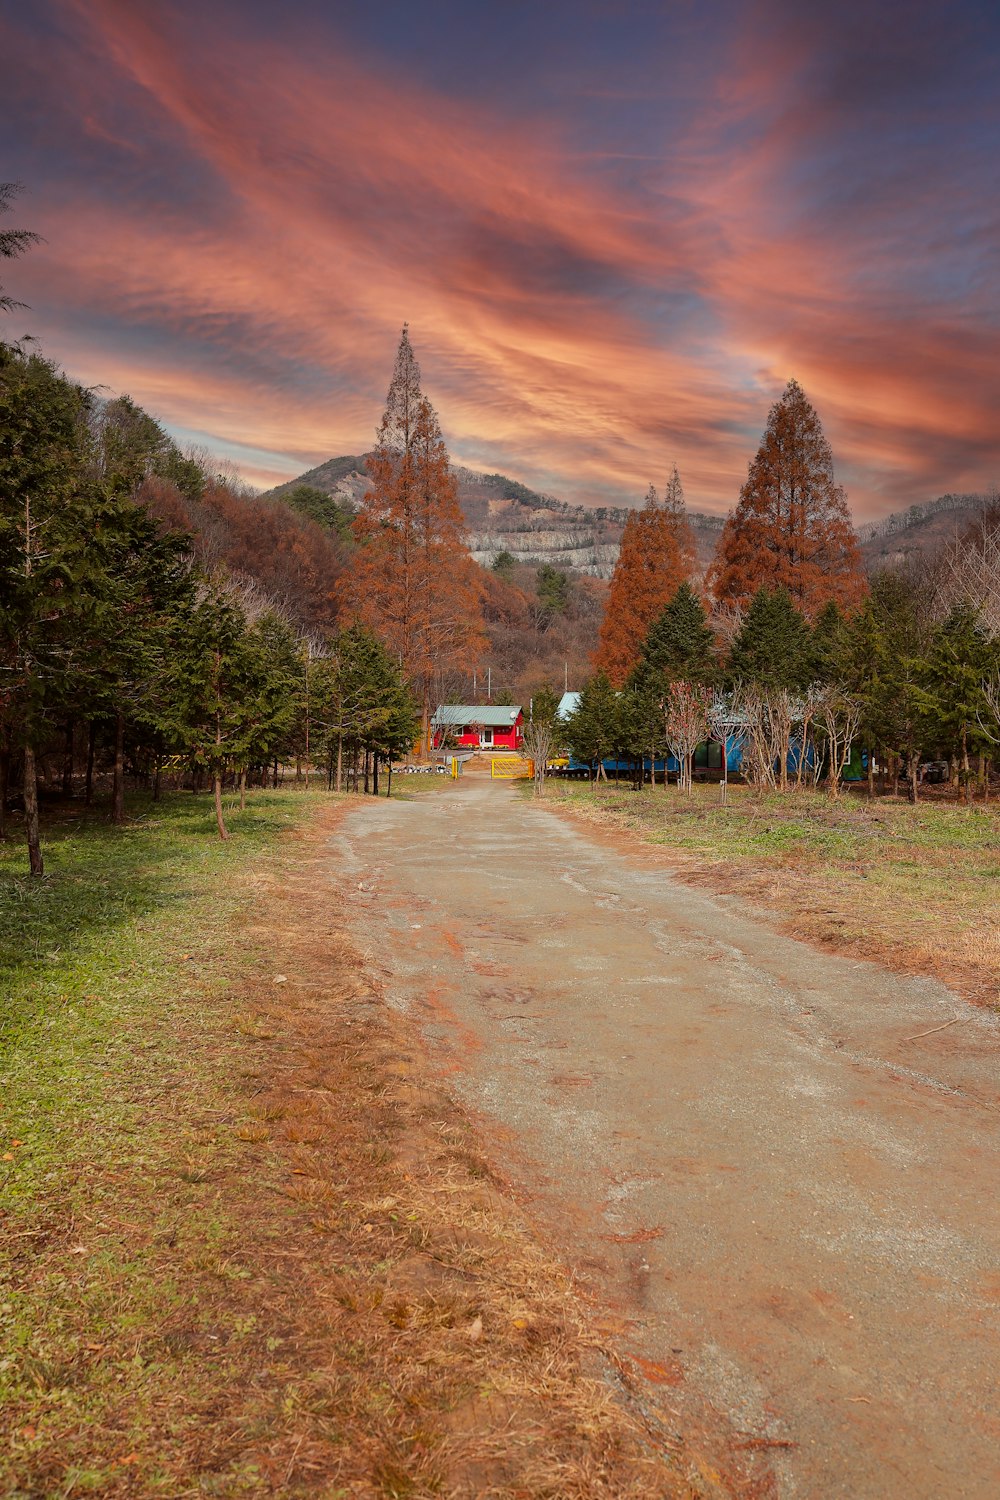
[432,704,525,751]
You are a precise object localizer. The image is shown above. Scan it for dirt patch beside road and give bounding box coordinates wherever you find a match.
[549,781,1000,1010]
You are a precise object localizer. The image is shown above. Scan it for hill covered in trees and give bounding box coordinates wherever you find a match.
[263,457,727,579]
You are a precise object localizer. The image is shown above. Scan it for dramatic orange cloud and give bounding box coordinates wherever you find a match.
[4,0,998,516]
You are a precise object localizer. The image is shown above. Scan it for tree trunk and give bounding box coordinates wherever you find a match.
[372,755,379,797]
[0,739,10,841]
[62,719,74,798]
[961,726,971,805]
[335,733,343,793]
[908,755,919,804]
[23,742,44,876]
[0,743,8,840]
[778,727,790,792]
[153,752,162,802]
[867,750,875,800]
[239,767,247,811]
[84,721,96,805]
[213,774,229,839]
[386,762,393,799]
[111,712,125,825]
[363,749,371,796]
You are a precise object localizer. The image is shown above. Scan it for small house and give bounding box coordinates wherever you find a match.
[432,704,525,751]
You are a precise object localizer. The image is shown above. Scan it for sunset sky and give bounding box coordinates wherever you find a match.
[3,0,998,518]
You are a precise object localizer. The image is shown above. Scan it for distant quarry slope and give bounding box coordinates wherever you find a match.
[263,459,992,581]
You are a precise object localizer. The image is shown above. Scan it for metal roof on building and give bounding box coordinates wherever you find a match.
[432,704,523,727]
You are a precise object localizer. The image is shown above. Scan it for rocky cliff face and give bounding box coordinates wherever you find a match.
[263,456,723,578]
[262,457,988,582]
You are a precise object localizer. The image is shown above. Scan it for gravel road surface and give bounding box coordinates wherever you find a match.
[334,778,999,1498]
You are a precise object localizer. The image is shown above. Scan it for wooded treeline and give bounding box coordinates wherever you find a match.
[0,344,419,874]
[567,569,1000,801]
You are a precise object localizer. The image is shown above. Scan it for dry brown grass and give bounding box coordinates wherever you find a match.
[3,798,719,1498]
[197,816,711,1498]
[550,782,1000,1010]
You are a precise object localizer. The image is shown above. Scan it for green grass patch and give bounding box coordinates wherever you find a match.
[0,790,325,1496]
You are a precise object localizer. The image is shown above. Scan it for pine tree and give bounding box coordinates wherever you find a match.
[810,599,850,685]
[565,671,619,779]
[710,380,864,618]
[352,328,484,751]
[0,182,40,317]
[0,346,121,871]
[925,601,994,798]
[727,587,812,692]
[636,581,716,685]
[842,570,935,801]
[312,626,417,793]
[594,470,694,686]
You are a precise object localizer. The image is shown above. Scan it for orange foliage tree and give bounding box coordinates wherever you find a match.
[709,380,864,618]
[593,469,694,686]
[351,327,485,751]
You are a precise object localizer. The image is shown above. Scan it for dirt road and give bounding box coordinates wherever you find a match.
[334,778,999,1498]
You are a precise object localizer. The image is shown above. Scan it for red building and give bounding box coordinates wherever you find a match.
[431,704,525,751]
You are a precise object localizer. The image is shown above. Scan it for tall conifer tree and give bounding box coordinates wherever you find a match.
[594,469,694,686]
[352,327,485,751]
[710,380,864,618]
[727,586,813,691]
[636,581,716,686]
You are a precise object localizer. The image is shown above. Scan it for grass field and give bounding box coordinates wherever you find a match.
[0,791,327,1496]
[548,781,1000,1010]
[1,791,700,1499]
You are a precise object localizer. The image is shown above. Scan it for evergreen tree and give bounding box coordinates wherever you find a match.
[842,570,935,801]
[352,327,485,752]
[93,395,205,505]
[536,565,569,620]
[810,599,850,685]
[594,472,694,686]
[636,581,716,686]
[313,626,417,793]
[282,483,354,542]
[565,671,619,779]
[0,346,120,871]
[710,380,864,618]
[167,584,255,839]
[727,587,813,692]
[0,182,40,317]
[925,601,994,795]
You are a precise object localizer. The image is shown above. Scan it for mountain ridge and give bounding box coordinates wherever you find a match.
[261,458,993,580]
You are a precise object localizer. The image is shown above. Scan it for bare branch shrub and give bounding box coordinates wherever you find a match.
[661,682,711,793]
[816,689,862,798]
[522,718,555,797]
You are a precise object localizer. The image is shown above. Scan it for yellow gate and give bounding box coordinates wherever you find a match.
[490,757,534,780]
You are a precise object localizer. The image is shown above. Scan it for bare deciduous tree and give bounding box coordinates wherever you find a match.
[522,717,555,797]
[816,689,861,799]
[661,682,711,794]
